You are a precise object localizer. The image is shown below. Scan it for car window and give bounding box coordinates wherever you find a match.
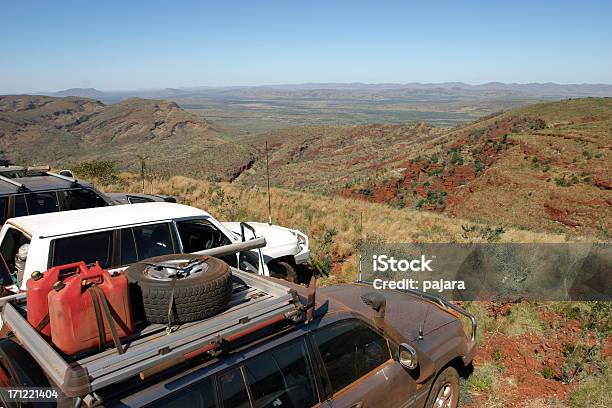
[51,231,113,269]
[120,228,138,265]
[312,319,390,393]
[243,338,318,408]
[128,196,153,204]
[176,219,231,253]
[25,192,59,215]
[61,188,108,210]
[218,367,251,408]
[132,223,175,260]
[14,194,27,217]
[0,227,30,286]
[145,377,215,408]
[0,197,7,224]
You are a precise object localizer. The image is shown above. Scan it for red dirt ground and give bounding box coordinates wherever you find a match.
[461,303,611,408]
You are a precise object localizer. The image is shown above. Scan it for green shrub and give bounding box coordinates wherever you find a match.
[542,366,554,379]
[570,174,580,184]
[555,176,570,187]
[450,150,464,165]
[72,160,117,184]
[466,362,502,392]
[461,224,506,242]
[462,302,496,345]
[309,228,337,275]
[500,303,544,337]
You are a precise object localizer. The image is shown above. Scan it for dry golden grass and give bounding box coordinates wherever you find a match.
[101,173,569,282]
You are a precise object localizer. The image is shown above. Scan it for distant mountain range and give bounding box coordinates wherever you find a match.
[51,87,108,99]
[30,82,612,103]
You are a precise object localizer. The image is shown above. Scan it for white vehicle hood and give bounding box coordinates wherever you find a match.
[221,222,305,261]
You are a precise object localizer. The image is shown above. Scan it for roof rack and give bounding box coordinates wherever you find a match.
[44,171,81,187]
[0,238,307,400]
[0,175,27,192]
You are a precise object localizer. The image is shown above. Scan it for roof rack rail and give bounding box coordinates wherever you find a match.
[44,171,80,187]
[0,241,306,399]
[0,175,27,192]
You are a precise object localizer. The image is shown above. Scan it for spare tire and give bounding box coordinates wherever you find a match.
[125,254,233,324]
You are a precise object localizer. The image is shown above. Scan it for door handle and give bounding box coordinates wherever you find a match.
[350,402,363,408]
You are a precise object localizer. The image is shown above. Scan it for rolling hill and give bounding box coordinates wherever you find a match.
[336,98,611,236]
[0,95,252,175]
[1,95,609,236]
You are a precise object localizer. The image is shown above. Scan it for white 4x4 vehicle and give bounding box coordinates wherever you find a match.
[0,202,309,292]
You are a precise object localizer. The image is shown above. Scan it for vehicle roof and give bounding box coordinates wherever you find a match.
[6,202,211,238]
[0,175,94,195]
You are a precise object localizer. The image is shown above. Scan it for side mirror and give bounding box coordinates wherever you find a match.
[399,343,418,370]
[59,169,74,178]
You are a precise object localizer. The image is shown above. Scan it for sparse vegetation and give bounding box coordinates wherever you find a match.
[99,173,567,285]
[461,224,507,242]
[542,366,554,379]
[464,361,503,395]
[72,160,118,184]
[567,368,611,408]
[500,302,544,337]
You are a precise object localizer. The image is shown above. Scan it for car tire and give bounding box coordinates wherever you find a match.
[269,261,298,283]
[125,254,233,324]
[425,366,459,408]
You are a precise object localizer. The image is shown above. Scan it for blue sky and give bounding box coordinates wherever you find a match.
[1,0,611,93]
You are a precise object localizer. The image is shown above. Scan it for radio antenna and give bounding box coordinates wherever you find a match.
[265,141,272,225]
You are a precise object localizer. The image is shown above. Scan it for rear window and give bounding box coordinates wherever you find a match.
[26,192,60,215]
[132,223,175,260]
[51,231,113,269]
[117,223,178,267]
[60,189,108,210]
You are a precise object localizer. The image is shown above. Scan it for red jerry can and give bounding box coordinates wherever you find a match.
[48,262,133,355]
[26,262,86,337]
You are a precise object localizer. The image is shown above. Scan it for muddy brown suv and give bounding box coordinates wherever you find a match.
[0,270,475,408]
